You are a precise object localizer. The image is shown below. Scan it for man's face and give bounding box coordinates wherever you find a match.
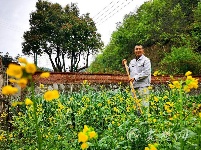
[134,46,144,57]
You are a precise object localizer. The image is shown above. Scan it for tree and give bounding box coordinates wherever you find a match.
[0,52,16,68]
[22,0,103,72]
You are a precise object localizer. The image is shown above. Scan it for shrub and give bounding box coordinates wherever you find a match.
[159,47,201,75]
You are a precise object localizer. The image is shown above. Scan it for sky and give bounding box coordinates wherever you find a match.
[0,0,148,69]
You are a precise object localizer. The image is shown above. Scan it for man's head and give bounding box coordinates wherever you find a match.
[134,45,144,58]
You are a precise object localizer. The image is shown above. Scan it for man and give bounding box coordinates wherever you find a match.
[122,45,151,112]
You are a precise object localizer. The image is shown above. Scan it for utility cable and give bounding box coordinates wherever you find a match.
[96,0,134,25]
[93,0,121,21]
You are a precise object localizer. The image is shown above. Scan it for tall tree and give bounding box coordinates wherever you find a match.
[22,0,103,72]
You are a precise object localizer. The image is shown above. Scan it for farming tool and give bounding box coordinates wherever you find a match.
[122,59,143,114]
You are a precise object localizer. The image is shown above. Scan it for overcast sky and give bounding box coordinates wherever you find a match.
[0,0,147,68]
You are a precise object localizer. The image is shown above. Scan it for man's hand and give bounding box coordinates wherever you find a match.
[129,77,134,82]
[122,59,127,66]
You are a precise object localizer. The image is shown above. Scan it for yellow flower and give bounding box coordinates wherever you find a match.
[40,72,50,78]
[113,107,119,112]
[83,125,89,133]
[58,102,65,110]
[9,78,17,83]
[153,71,159,76]
[154,96,159,102]
[97,103,102,107]
[168,84,175,89]
[169,117,173,120]
[167,109,172,113]
[0,135,5,141]
[11,101,19,107]
[17,78,28,88]
[172,81,181,89]
[81,142,89,150]
[199,112,201,118]
[185,71,192,76]
[25,63,37,74]
[89,131,97,139]
[83,80,88,85]
[148,144,157,150]
[44,90,59,101]
[183,85,190,93]
[6,63,22,79]
[25,98,33,105]
[145,147,150,150]
[52,90,59,99]
[148,86,153,90]
[78,132,88,143]
[2,85,18,95]
[40,83,44,88]
[18,102,23,105]
[186,75,193,80]
[18,57,27,64]
[163,95,168,99]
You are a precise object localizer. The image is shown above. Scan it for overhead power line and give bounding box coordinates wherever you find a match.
[97,0,134,25]
[93,0,135,26]
[92,0,121,20]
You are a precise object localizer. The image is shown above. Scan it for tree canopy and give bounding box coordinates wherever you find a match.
[22,0,103,72]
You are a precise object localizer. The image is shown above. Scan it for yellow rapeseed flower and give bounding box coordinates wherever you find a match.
[11,101,19,107]
[58,102,65,110]
[185,71,192,76]
[89,131,97,139]
[168,84,175,89]
[83,80,88,85]
[153,71,159,76]
[183,85,190,93]
[40,72,50,78]
[154,96,159,102]
[148,144,157,150]
[186,75,193,80]
[17,78,28,88]
[40,83,44,89]
[78,132,88,143]
[163,95,168,99]
[6,63,22,79]
[9,78,17,83]
[18,57,27,64]
[0,135,5,141]
[172,81,181,89]
[113,107,119,112]
[145,147,150,150]
[25,63,37,74]
[44,90,59,101]
[169,117,174,120]
[81,142,89,150]
[52,90,59,99]
[25,98,33,105]
[2,85,18,95]
[83,125,89,133]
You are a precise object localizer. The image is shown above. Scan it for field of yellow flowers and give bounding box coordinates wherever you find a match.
[0,58,201,150]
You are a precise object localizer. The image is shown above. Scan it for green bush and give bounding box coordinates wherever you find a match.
[159,47,201,75]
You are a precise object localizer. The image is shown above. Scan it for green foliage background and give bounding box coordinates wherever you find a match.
[88,0,201,75]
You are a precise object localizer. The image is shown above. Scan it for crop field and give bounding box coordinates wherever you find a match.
[0,59,201,150]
